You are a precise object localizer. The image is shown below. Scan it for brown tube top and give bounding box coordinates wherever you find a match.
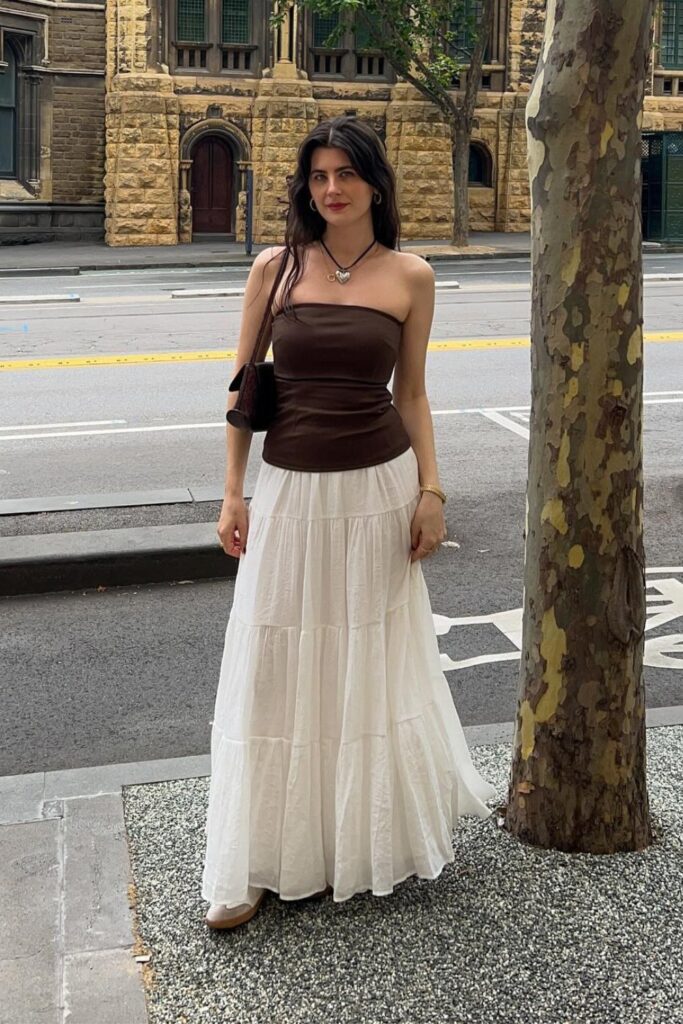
[261,303,411,472]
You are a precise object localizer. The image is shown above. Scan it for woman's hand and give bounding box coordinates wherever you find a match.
[410,491,447,562]
[217,494,249,558]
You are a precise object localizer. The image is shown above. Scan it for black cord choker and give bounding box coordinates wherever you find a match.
[319,238,377,284]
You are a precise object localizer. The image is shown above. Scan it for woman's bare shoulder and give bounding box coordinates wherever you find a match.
[389,248,435,279]
[246,245,290,292]
[251,244,288,270]
[381,250,435,309]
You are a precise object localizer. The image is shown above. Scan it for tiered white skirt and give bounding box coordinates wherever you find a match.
[201,445,495,906]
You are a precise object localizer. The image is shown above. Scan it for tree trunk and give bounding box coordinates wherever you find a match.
[504,0,655,853]
[451,118,470,247]
[450,0,495,247]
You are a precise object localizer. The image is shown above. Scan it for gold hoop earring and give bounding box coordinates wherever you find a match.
[373,192,382,205]
[309,198,317,212]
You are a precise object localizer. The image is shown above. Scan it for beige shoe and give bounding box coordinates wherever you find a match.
[205,887,266,930]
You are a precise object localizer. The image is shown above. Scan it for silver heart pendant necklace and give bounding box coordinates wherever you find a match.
[319,238,376,285]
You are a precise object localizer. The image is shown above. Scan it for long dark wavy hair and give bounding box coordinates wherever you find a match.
[262,115,401,320]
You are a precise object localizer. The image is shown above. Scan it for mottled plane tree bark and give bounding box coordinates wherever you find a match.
[505,0,656,853]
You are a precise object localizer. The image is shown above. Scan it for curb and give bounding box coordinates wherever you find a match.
[0,242,675,278]
[0,266,81,278]
[0,522,237,597]
[5,709,683,817]
[0,249,533,278]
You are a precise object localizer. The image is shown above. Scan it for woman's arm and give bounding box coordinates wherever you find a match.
[392,255,440,489]
[392,255,446,562]
[218,244,285,556]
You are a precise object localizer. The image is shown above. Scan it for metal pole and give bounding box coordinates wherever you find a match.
[245,167,254,256]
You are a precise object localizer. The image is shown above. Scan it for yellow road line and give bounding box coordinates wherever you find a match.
[1,332,682,372]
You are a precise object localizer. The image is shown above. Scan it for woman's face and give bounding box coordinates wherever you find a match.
[308,146,374,224]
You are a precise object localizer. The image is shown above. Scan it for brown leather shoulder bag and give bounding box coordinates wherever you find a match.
[226,248,288,432]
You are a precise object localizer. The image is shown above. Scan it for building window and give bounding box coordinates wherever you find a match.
[177,0,206,42]
[308,11,393,81]
[468,142,493,187]
[0,22,43,190]
[450,0,490,64]
[222,0,249,43]
[171,0,260,74]
[448,0,508,91]
[660,0,683,68]
[0,40,17,178]
[313,12,339,47]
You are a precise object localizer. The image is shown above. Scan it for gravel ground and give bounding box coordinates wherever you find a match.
[123,727,683,1024]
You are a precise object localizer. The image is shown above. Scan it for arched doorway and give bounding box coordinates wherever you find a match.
[191,135,234,235]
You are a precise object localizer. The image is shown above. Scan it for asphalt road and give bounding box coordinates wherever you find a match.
[0,261,681,775]
[0,258,682,500]
[2,526,680,777]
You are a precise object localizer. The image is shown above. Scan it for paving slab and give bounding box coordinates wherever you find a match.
[0,954,60,1024]
[0,770,45,824]
[62,949,148,1024]
[43,754,212,803]
[63,795,136,954]
[0,819,60,1024]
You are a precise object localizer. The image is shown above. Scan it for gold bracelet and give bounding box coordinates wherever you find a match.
[420,484,447,504]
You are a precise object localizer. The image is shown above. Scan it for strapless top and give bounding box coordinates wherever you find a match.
[261,303,411,472]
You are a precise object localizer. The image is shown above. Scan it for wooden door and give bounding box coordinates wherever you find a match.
[191,136,233,233]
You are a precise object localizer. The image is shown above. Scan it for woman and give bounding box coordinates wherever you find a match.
[202,116,495,929]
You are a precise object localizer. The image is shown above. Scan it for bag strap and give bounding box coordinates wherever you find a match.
[249,247,289,364]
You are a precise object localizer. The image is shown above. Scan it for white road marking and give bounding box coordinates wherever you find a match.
[433,393,683,441]
[170,279,462,298]
[0,395,678,443]
[478,410,530,439]
[171,287,249,298]
[0,419,126,431]
[0,293,80,305]
[83,267,234,278]
[0,422,221,441]
[435,569,683,672]
[433,405,530,415]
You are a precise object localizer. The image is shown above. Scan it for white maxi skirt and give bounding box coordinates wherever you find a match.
[201,445,496,906]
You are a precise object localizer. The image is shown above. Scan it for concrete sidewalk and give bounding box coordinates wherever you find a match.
[0,232,673,277]
[2,714,681,1024]
[0,232,535,276]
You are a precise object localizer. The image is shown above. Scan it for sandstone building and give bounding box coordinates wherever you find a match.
[0,1,105,241]
[1,1,682,245]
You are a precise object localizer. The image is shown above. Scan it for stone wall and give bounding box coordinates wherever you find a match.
[104,0,180,244]
[105,75,180,246]
[507,0,546,92]
[250,74,319,244]
[643,101,683,131]
[385,85,454,241]
[50,8,106,72]
[51,84,106,204]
